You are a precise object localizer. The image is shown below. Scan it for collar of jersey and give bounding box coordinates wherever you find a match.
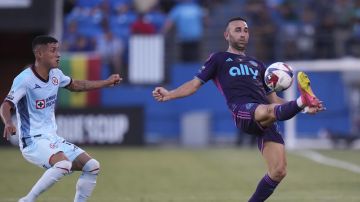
[31,65,49,83]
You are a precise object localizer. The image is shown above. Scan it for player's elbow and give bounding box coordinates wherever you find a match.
[189,80,202,94]
[0,101,13,113]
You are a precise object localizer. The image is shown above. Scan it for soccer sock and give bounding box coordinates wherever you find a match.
[248,174,279,202]
[274,100,303,121]
[24,160,72,200]
[74,159,100,202]
[296,97,304,108]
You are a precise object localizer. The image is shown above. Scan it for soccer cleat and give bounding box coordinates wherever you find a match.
[297,71,320,107]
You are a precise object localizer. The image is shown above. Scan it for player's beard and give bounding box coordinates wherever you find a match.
[229,35,247,52]
[232,41,247,52]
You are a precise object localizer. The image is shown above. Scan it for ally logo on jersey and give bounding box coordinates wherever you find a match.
[35,94,57,109]
[229,64,259,79]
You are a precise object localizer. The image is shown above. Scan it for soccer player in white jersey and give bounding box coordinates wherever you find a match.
[0,35,121,202]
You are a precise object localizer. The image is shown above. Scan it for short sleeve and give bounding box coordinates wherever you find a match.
[5,76,27,105]
[57,69,72,88]
[195,53,219,84]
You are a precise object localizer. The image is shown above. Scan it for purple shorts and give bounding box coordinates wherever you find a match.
[230,103,284,152]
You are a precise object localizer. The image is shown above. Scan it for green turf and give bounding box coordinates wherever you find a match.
[0,147,359,202]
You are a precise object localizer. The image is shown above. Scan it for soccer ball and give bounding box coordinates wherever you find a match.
[264,62,294,92]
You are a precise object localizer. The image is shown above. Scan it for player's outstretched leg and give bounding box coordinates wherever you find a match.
[297,71,320,107]
[270,71,321,122]
[74,158,100,202]
[18,160,72,202]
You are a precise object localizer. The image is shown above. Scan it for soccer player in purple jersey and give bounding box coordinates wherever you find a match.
[152,17,324,201]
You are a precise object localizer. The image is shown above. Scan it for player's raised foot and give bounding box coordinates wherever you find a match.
[297,71,320,107]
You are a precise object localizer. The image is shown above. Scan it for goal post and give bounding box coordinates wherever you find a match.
[284,58,360,149]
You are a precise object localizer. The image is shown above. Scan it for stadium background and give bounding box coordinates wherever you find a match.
[0,0,360,201]
[1,0,359,147]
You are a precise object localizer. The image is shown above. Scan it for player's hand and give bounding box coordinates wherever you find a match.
[152,87,170,102]
[3,122,16,141]
[107,74,122,86]
[304,100,326,114]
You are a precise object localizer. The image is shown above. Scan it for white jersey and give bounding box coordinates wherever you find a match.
[5,66,71,147]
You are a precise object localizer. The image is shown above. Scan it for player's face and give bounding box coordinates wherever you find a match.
[39,43,61,68]
[225,20,249,51]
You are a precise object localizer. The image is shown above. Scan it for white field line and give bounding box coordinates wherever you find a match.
[295,150,360,174]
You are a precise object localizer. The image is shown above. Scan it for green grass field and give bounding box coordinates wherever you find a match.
[0,147,359,202]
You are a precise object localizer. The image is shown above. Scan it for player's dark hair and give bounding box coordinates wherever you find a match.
[32,35,58,51]
[226,17,247,27]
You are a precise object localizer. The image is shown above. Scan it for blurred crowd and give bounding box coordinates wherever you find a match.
[62,0,221,74]
[244,0,360,62]
[62,0,360,72]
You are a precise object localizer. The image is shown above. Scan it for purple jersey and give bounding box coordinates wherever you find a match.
[196,52,273,108]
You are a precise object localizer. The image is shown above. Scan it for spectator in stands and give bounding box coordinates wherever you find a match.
[245,0,276,63]
[162,0,208,62]
[274,1,300,60]
[96,25,124,74]
[296,7,316,59]
[62,20,79,51]
[315,13,336,58]
[131,13,156,34]
[71,36,96,52]
[63,20,95,52]
[333,0,353,57]
[346,0,360,57]
[109,0,136,41]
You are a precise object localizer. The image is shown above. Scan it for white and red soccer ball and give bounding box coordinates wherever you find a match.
[264,62,294,92]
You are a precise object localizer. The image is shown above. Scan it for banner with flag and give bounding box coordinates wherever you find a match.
[58,53,102,108]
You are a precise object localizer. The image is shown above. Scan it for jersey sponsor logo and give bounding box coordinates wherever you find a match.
[6,90,15,100]
[35,95,57,109]
[36,99,45,109]
[229,64,258,79]
[52,77,58,85]
[34,84,41,89]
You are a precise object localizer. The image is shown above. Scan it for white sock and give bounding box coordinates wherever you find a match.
[74,159,100,202]
[296,97,305,108]
[24,160,72,201]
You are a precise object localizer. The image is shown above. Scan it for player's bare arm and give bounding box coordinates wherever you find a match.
[0,101,17,140]
[66,74,122,92]
[153,78,202,102]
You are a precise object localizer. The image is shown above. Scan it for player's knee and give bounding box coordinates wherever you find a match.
[54,160,72,174]
[83,159,100,175]
[258,105,276,123]
[271,166,287,181]
[255,104,276,123]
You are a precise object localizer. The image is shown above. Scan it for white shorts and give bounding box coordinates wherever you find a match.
[21,134,85,169]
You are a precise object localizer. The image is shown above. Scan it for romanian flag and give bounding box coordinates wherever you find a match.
[58,53,101,108]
